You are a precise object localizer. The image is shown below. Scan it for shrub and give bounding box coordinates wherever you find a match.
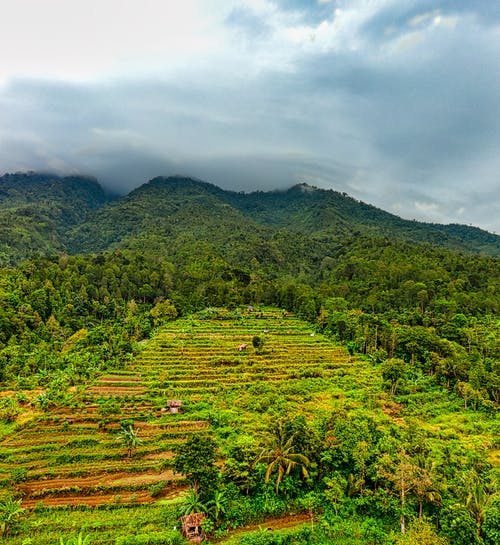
[483,494,500,545]
[0,397,19,423]
[149,480,167,498]
[252,335,265,352]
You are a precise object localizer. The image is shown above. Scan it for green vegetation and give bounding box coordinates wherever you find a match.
[0,173,498,544]
[0,172,111,265]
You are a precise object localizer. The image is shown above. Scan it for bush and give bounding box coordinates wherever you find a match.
[252,335,265,352]
[440,504,481,545]
[236,526,313,545]
[149,480,167,498]
[0,397,19,423]
[483,494,500,545]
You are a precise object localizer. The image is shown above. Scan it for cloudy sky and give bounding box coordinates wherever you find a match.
[1,1,499,232]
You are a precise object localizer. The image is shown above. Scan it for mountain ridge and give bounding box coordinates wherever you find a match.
[0,172,498,265]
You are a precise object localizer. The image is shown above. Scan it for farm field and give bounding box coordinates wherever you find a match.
[0,308,497,544]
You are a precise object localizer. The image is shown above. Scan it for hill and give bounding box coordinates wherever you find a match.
[0,310,359,510]
[227,182,500,255]
[0,172,112,265]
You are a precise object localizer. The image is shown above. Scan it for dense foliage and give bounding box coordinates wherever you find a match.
[0,172,111,265]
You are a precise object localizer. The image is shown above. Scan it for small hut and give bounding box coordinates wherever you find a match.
[181,512,205,542]
[167,399,183,414]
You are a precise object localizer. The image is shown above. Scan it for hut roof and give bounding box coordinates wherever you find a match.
[181,512,205,527]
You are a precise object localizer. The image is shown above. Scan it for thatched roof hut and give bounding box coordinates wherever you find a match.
[181,512,205,542]
[167,399,183,414]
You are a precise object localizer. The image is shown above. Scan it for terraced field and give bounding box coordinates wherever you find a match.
[1,309,368,514]
[1,308,497,545]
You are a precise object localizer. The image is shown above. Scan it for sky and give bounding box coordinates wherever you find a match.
[0,1,499,232]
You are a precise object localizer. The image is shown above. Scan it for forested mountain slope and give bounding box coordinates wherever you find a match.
[1,173,499,265]
[0,172,112,265]
[70,176,500,258]
[227,182,500,255]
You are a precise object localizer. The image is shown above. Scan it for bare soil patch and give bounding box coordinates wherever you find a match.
[19,469,178,495]
[216,513,311,543]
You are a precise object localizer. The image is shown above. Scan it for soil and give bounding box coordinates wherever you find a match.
[21,490,155,508]
[215,513,312,543]
[21,482,187,508]
[19,469,178,495]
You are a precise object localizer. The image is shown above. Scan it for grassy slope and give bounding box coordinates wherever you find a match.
[0,308,496,544]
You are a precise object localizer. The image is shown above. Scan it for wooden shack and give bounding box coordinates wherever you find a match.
[167,399,183,414]
[181,512,205,542]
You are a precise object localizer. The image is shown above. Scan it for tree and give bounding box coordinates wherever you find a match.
[206,489,229,522]
[413,454,442,519]
[459,470,493,538]
[173,434,218,501]
[223,435,259,495]
[456,381,482,410]
[150,299,177,326]
[381,358,409,396]
[483,494,500,545]
[255,421,310,495]
[377,450,421,534]
[440,503,481,545]
[117,423,142,458]
[394,519,447,545]
[178,487,208,516]
[323,472,347,515]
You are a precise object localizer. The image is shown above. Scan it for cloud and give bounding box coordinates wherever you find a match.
[0,1,499,232]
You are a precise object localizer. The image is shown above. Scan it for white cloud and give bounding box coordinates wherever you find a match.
[0,0,231,84]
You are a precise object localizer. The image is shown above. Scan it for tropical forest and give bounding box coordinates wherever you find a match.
[0,172,498,545]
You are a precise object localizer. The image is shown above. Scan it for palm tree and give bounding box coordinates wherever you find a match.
[413,454,442,519]
[117,423,142,458]
[255,421,310,495]
[460,470,492,537]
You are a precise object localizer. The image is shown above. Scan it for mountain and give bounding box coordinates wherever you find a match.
[1,173,499,268]
[0,172,112,265]
[69,176,500,258]
[225,182,500,255]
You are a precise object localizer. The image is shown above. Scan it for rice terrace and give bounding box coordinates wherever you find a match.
[0,307,498,544]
